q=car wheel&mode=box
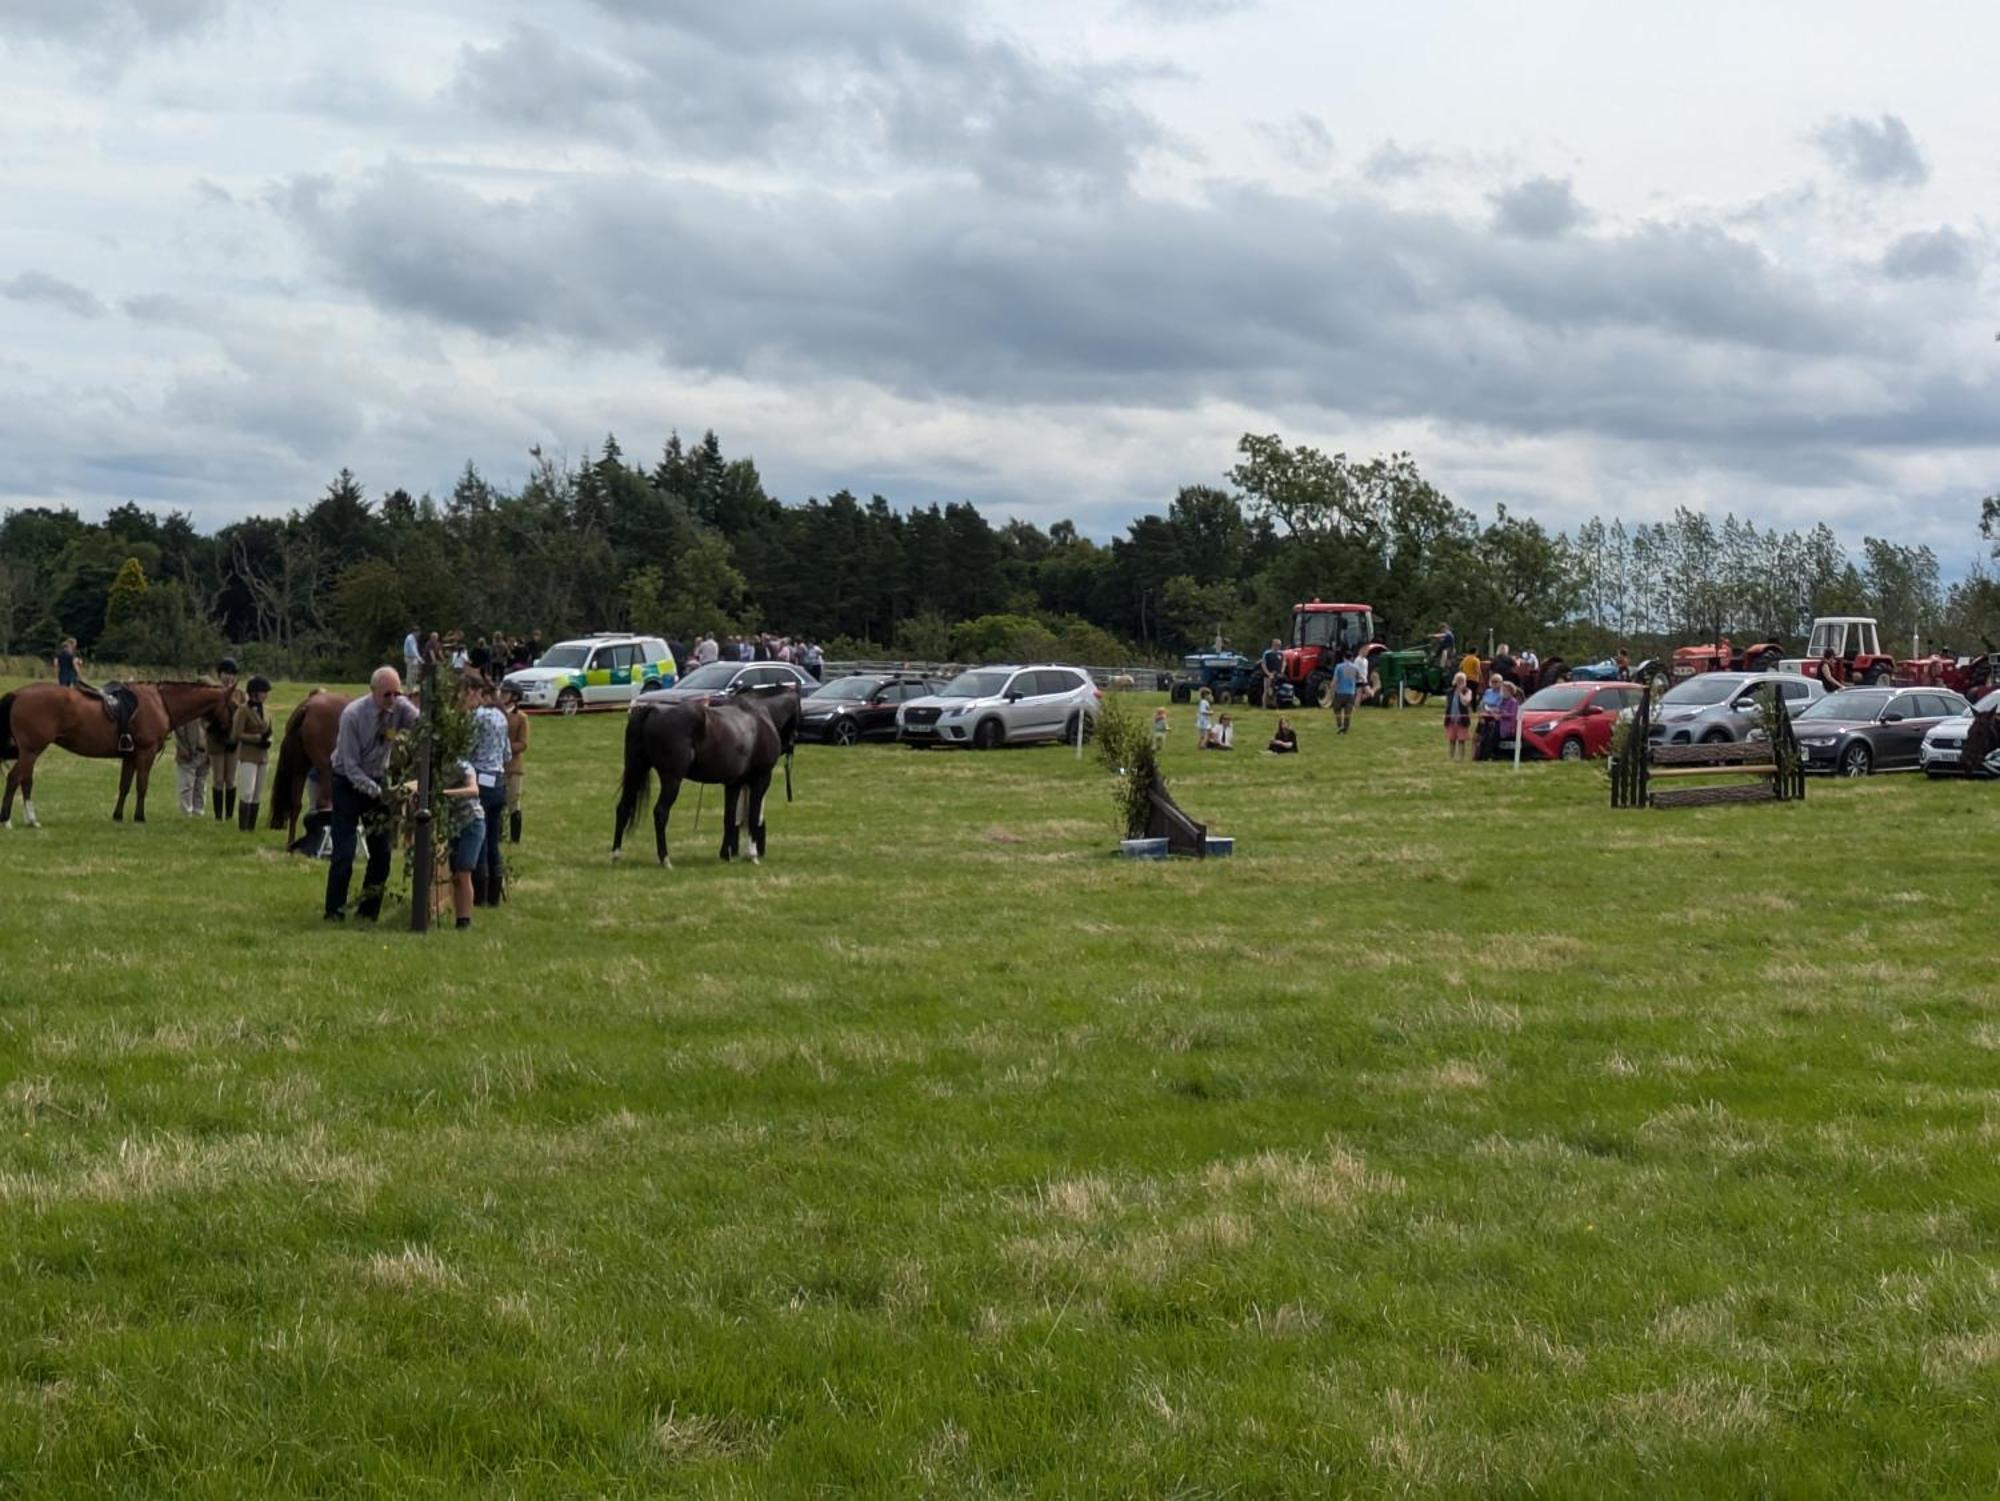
[973,718,1004,750]
[557,689,582,716]
[1700,728,1730,744]
[1559,736,1586,762]
[1839,742,1872,777]
[832,717,860,746]
[641,678,661,695]
[1063,711,1094,745]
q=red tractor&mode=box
[1797,616,1904,688]
[1669,634,1784,683]
[1250,600,1377,708]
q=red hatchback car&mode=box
[1515,681,1645,761]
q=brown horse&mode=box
[268,689,350,847]
[0,681,234,828]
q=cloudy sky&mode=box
[2,0,1996,557]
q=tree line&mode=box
[2,428,1994,676]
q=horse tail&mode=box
[0,692,15,766]
[614,708,655,847]
[268,696,315,830]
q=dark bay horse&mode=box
[613,688,802,867]
[268,690,350,847]
[1,681,234,828]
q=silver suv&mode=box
[1648,671,1824,746]
[899,665,1102,749]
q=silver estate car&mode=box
[898,665,1102,749]
[1646,671,1825,746]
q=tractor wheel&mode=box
[1862,662,1888,686]
[1169,683,1191,705]
[1749,647,1780,672]
[557,689,582,716]
[1306,671,1332,709]
[973,718,1005,751]
[1840,742,1872,777]
[1401,689,1429,708]
[1559,736,1586,762]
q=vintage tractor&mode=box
[1168,652,1262,705]
[1669,634,1784,682]
[1371,642,1454,705]
[1797,616,1900,687]
[1248,600,1378,708]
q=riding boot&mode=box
[509,811,522,845]
[238,801,254,832]
[226,787,238,821]
[213,788,225,820]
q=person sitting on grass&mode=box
[1265,716,1298,754]
[1204,712,1235,751]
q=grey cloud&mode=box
[1118,0,1260,18]
[1490,176,1586,239]
[0,0,224,53]
[453,7,1159,195]
[1260,113,1334,171]
[1812,113,1927,187]
[1880,226,1971,281]
[3,269,106,318]
[1363,139,1438,183]
[284,161,1955,469]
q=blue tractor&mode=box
[1168,652,1297,707]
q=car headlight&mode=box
[1799,735,1836,746]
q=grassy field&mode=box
[3,681,1998,1497]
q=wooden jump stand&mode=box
[1610,685,1807,810]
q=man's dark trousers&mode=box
[476,782,508,904]
[325,775,391,920]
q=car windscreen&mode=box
[1974,690,2000,715]
[809,678,876,701]
[943,671,1012,698]
[1798,690,1892,721]
[1522,685,1592,712]
[1659,677,1740,707]
[537,645,590,669]
[673,663,740,690]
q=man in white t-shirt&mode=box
[696,633,719,665]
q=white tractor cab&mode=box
[1791,616,1897,687]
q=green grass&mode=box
[3,684,1999,1497]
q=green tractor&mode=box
[1370,641,1456,706]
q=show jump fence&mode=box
[1610,686,1807,810]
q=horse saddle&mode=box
[94,683,138,749]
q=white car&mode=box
[1921,689,2000,778]
[898,665,1101,749]
[502,634,677,714]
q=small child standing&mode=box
[1194,688,1213,748]
[1443,671,1472,760]
[174,720,208,817]
[1150,707,1169,752]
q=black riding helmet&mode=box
[247,675,271,696]
[218,656,239,676]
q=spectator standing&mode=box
[1443,671,1473,760]
[1497,682,1522,755]
[469,678,512,907]
[232,675,274,832]
[525,631,543,665]
[469,636,492,675]
[54,637,82,687]
[1615,647,1631,679]
[502,683,530,845]
[696,633,719,666]
[403,625,422,684]
[1331,653,1363,734]
[173,719,209,817]
[439,758,485,931]
[802,640,824,681]
[1458,649,1482,688]
[206,657,244,822]
[324,667,420,923]
[1194,688,1214,748]
[1492,643,1517,686]
[1260,638,1284,709]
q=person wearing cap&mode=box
[232,676,274,832]
[501,681,529,846]
[206,656,244,821]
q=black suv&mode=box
[801,674,942,744]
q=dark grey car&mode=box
[1793,686,1968,776]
